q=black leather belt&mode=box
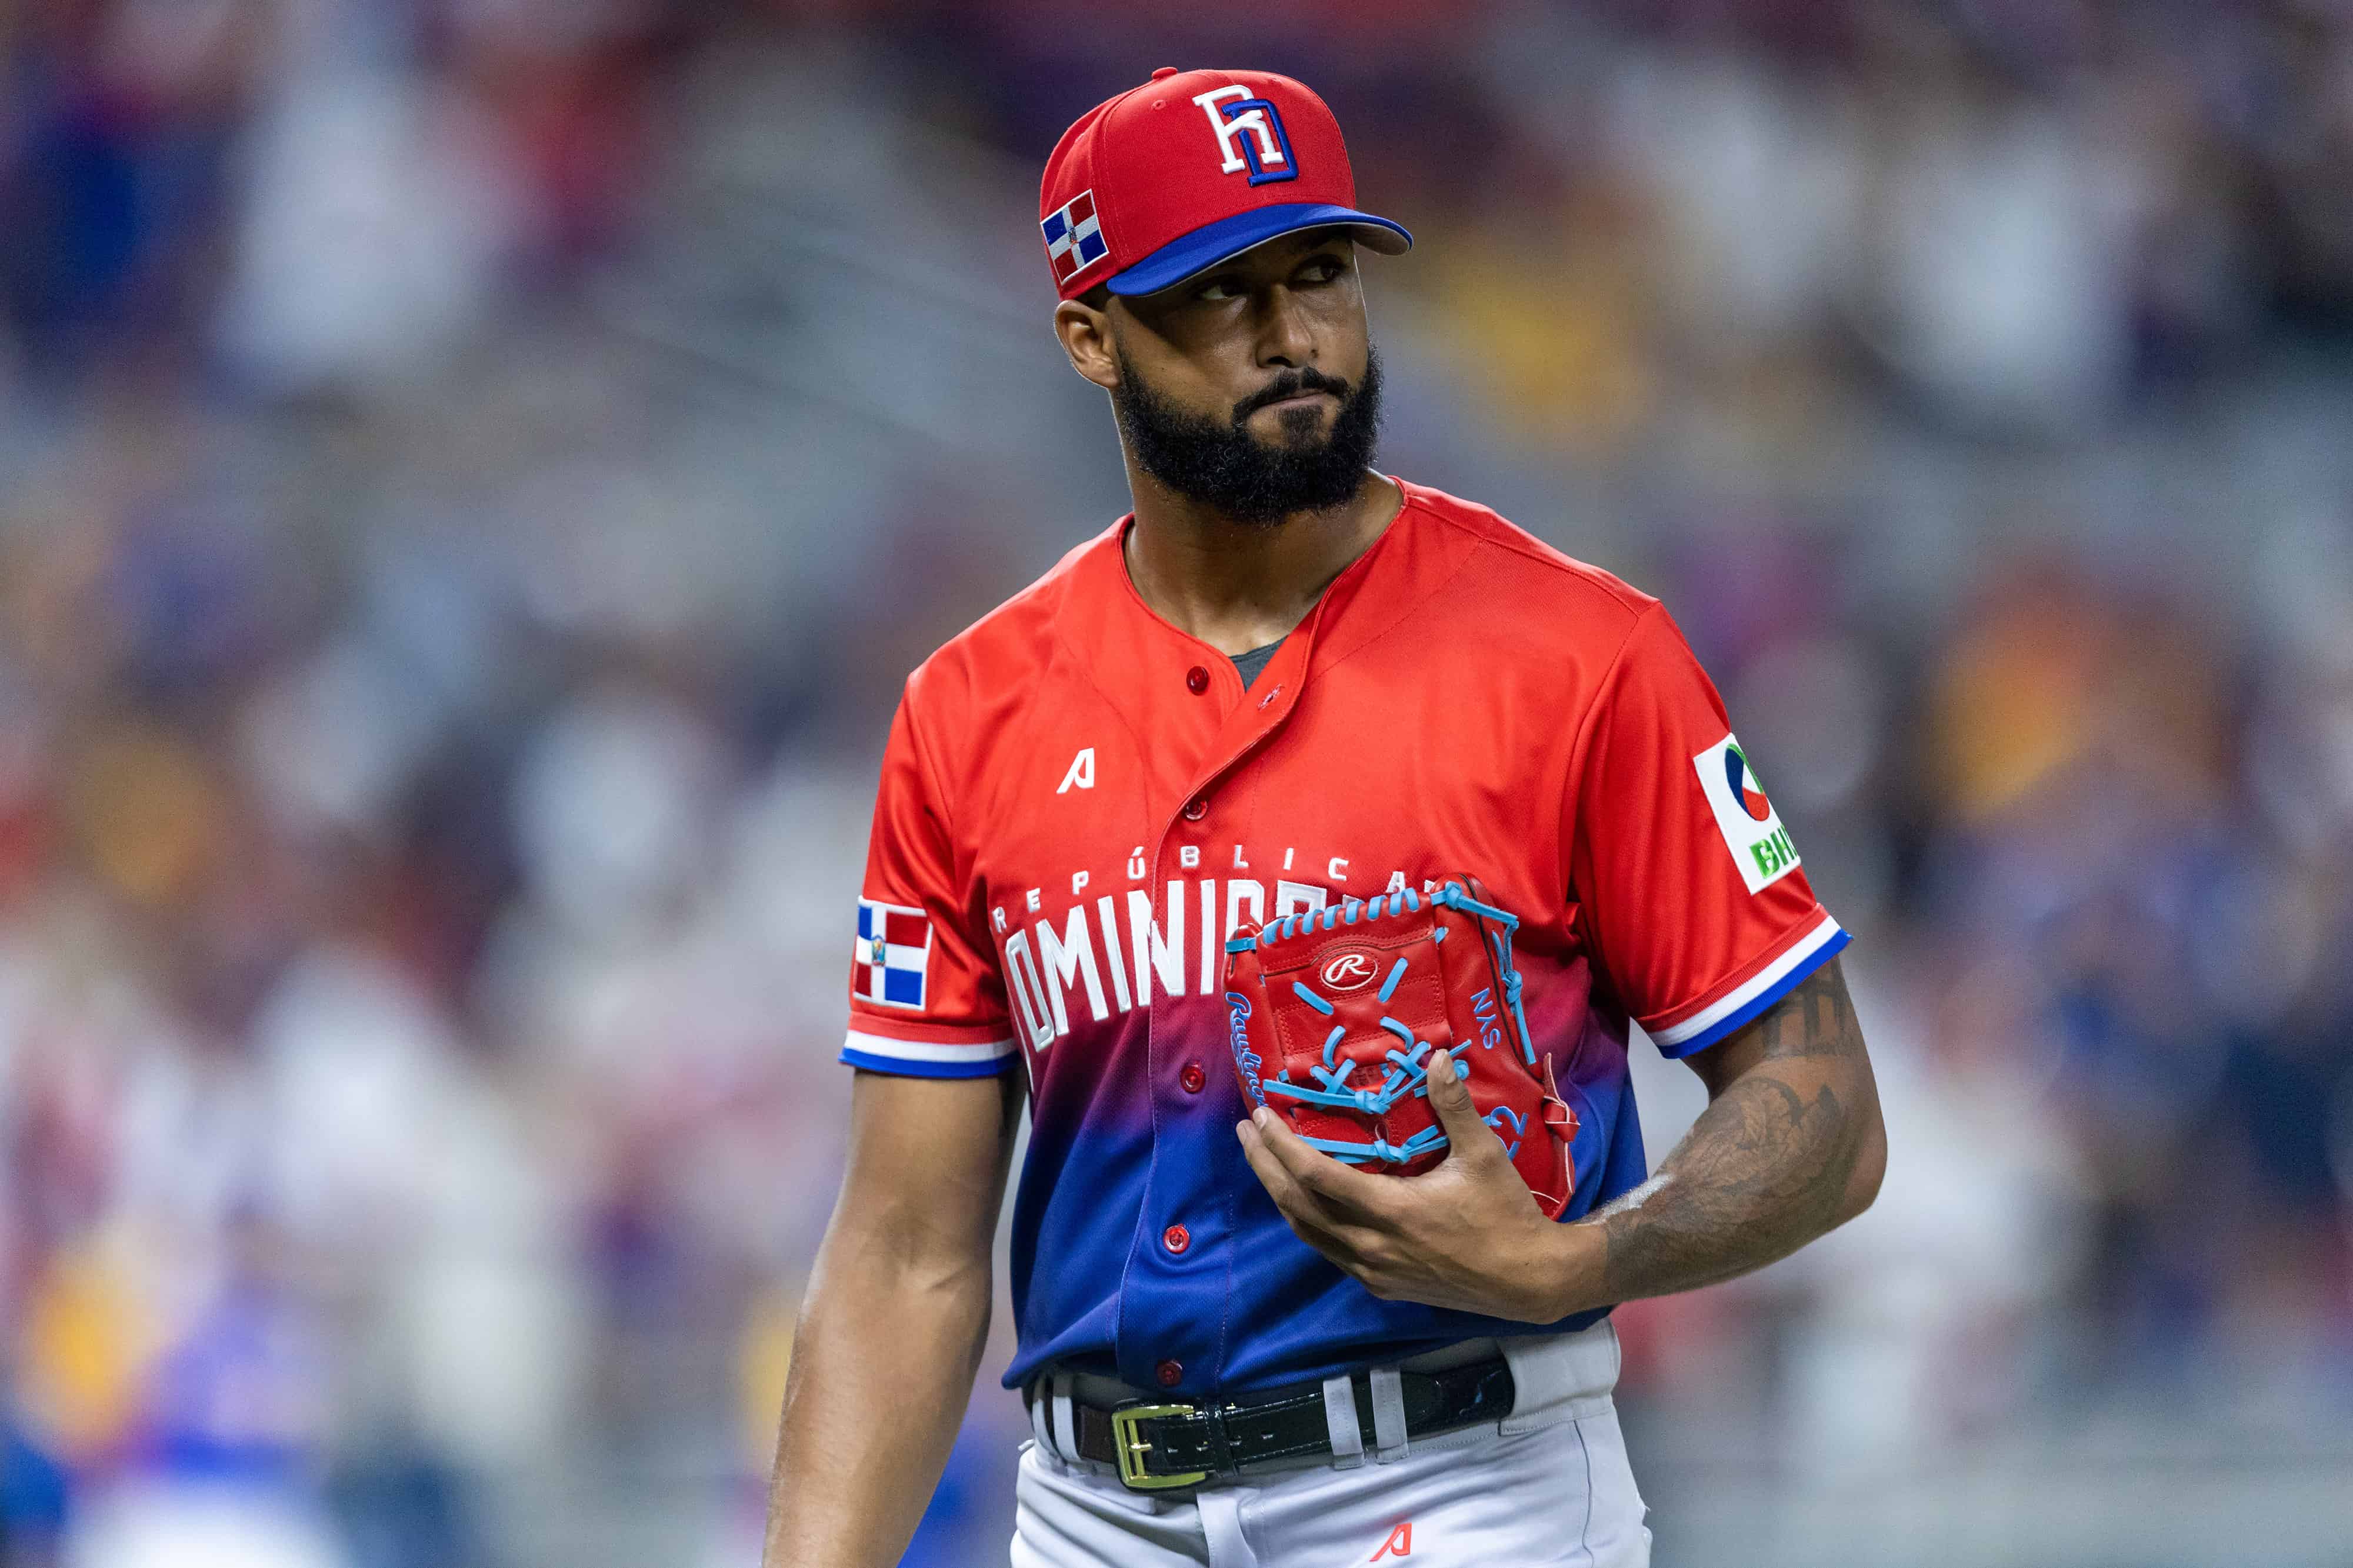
[1025,1356,1517,1491]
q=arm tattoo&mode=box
[1756,965,1862,1062]
[1589,964,1874,1302]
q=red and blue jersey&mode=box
[842,479,1847,1396]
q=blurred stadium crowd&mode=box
[4,2,2352,1564]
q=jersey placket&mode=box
[1118,612,1321,1396]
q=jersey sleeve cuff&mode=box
[839,1029,1019,1079]
[1643,913,1849,1059]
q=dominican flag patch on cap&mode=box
[854,898,932,1009]
[1042,190,1108,286]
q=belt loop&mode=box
[1028,1380,1055,1454]
[1051,1375,1078,1462]
[1321,1374,1365,1469]
[1368,1367,1408,1462]
[1501,1320,1621,1434]
[1198,1490,1260,1566]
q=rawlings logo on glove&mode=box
[1222,876,1578,1217]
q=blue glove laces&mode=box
[1225,882,1542,1165]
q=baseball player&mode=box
[765,67,1885,1568]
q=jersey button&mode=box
[1162,1223,1191,1255]
[1155,1359,1184,1387]
[1182,796,1208,822]
[1179,1062,1207,1094]
[1185,665,1209,694]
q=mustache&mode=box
[1232,368,1352,424]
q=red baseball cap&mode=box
[1038,67,1412,302]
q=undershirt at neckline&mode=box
[1231,638,1284,690]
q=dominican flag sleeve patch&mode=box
[1042,191,1108,286]
[1694,733,1802,894]
[854,899,932,1010]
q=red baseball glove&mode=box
[1224,876,1578,1217]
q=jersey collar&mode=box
[1052,475,1479,778]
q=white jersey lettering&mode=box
[1002,929,1055,1051]
[1274,879,1328,919]
[1128,884,1187,1002]
[1036,905,1108,1034]
[1095,893,1134,1012]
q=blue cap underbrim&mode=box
[1105,202,1413,297]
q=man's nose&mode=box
[1254,285,1317,369]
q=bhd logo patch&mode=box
[1694,735,1801,893]
[1042,191,1108,287]
[854,898,932,1009]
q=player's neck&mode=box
[1121,470,1402,656]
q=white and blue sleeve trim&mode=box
[839,1029,1019,1078]
[1645,914,1849,1059]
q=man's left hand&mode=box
[1234,1046,1599,1323]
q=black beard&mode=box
[1112,343,1384,526]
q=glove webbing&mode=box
[1225,883,1542,1167]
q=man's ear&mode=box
[1054,295,1121,393]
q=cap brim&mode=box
[1105,202,1413,297]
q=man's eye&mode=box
[1195,278,1245,302]
[1299,258,1347,284]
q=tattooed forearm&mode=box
[1598,1075,1851,1295]
[1584,961,1882,1303]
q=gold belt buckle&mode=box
[1111,1402,1209,1490]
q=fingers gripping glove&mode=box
[1224,876,1579,1218]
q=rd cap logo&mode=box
[1321,951,1381,990]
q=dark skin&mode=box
[1237,959,1885,1322]
[764,229,1884,1567]
[764,1070,1025,1567]
[1052,229,1402,656]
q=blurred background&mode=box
[3,1,2352,1564]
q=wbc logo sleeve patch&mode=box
[1692,735,1802,893]
[854,898,932,1009]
